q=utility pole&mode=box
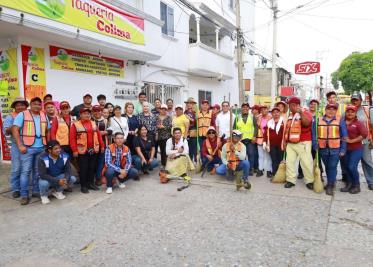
[236,0,245,105]
[270,0,278,105]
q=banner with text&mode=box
[21,45,46,101]
[0,48,20,161]
[1,0,145,45]
[50,45,125,78]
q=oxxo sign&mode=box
[295,62,320,75]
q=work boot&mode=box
[349,185,361,194]
[266,171,273,178]
[306,183,314,190]
[340,183,352,193]
[20,197,29,205]
[88,184,99,191]
[12,191,20,198]
[81,187,89,194]
[284,182,295,188]
[235,172,244,190]
[256,170,264,177]
[249,168,254,176]
[325,184,334,196]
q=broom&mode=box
[313,104,324,193]
[195,108,202,173]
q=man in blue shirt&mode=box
[38,140,76,204]
[2,97,29,199]
[12,97,51,205]
[103,132,139,194]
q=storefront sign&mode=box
[1,0,145,45]
[50,45,125,78]
[295,61,320,75]
[21,45,47,101]
[0,48,20,161]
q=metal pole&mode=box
[236,0,245,105]
[270,0,278,105]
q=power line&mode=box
[293,13,373,21]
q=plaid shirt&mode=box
[104,145,132,173]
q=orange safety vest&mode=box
[74,120,100,154]
[226,142,242,163]
[285,113,302,144]
[198,110,212,136]
[102,143,129,174]
[21,110,47,146]
[205,137,221,157]
[318,117,341,149]
[256,115,264,145]
[55,115,72,146]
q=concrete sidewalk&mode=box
[0,163,373,266]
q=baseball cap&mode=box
[325,103,338,110]
[270,107,280,112]
[59,101,70,109]
[46,140,60,150]
[241,102,250,108]
[83,93,92,98]
[251,104,260,111]
[201,99,210,104]
[351,92,362,100]
[212,104,220,109]
[232,130,242,137]
[345,105,357,112]
[79,107,91,114]
[43,101,55,108]
[161,104,168,109]
[287,97,301,105]
[175,104,183,110]
[92,105,101,112]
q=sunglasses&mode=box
[207,131,215,134]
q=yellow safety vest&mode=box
[235,114,254,140]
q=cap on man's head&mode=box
[326,103,338,110]
[212,104,220,110]
[11,97,29,108]
[351,92,362,100]
[79,107,91,114]
[44,101,55,108]
[206,126,216,134]
[175,104,183,110]
[30,97,42,103]
[346,105,357,112]
[241,102,250,108]
[287,97,301,105]
[161,104,168,109]
[46,140,60,150]
[270,107,280,113]
[232,130,242,137]
[92,105,101,112]
[83,93,92,98]
[201,99,209,105]
[326,91,337,98]
[59,101,70,109]
[251,104,260,111]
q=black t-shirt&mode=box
[133,136,154,160]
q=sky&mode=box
[253,0,373,89]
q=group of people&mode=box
[2,89,373,205]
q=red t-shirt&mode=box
[263,121,284,147]
[346,118,368,150]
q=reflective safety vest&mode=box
[256,115,264,145]
[73,120,100,155]
[205,138,221,157]
[21,110,47,147]
[102,144,129,175]
[198,110,212,136]
[285,113,302,144]
[56,115,72,146]
[236,114,254,140]
[225,142,242,163]
[318,117,341,149]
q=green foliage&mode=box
[332,50,373,94]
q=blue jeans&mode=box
[216,160,250,180]
[361,144,373,185]
[253,144,259,170]
[10,144,22,192]
[132,155,159,171]
[19,147,44,197]
[39,174,77,197]
[188,137,197,162]
[201,156,222,171]
[242,139,255,170]
[319,148,340,185]
[104,167,139,187]
[342,148,363,186]
[95,152,105,181]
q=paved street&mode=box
[0,163,373,267]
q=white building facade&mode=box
[0,0,255,109]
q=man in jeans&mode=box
[12,97,51,205]
[234,103,257,176]
[351,92,373,190]
[2,97,29,198]
[38,140,76,204]
[103,132,139,194]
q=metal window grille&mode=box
[142,83,182,105]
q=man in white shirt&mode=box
[215,101,235,141]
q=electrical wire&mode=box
[292,13,373,21]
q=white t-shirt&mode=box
[216,111,235,139]
[108,116,129,139]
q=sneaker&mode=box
[256,170,264,177]
[106,187,113,194]
[119,183,126,189]
[51,191,66,200]
[20,197,29,205]
[41,196,50,205]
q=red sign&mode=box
[0,113,11,161]
[295,62,320,75]
[280,86,294,96]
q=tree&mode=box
[332,50,373,96]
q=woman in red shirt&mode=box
[263,107,285,176]
[341,105,368,194]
